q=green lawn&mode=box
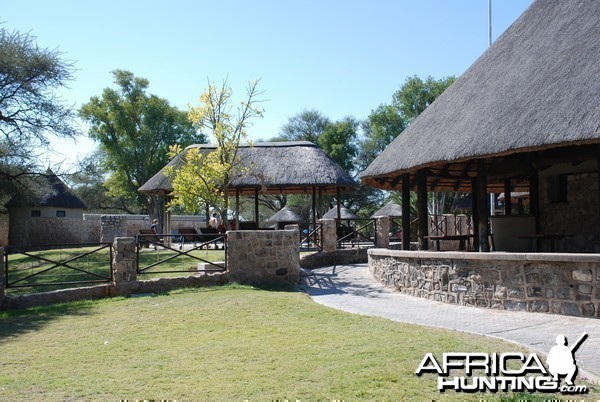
[1,286,594,400]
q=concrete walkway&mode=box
[300,263,600,382]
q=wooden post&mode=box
[402,173,411,250]
[476,159,490,252]
[312,186,317,232]
[205,203,210,227]
[336,187,341,221]
[254,187,259,228]
[471,177,480,251]
[235,188,240,230]
[417,169,428,250]
[503,178,512,216]
[597,157,600,218]
[529,169,540,234]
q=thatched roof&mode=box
[265,207,304,224]
[139,141,358,196]
[323,206,358,220]
[6,170,87,209]
[371,201,403,218]
[361,0,600,192]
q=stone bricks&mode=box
[573,270,593,282]
[369,249,599,319]
[227,228,299,286]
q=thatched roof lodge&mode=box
[140,141,358,228]
[361,0,600,253]
[140,141,358,196]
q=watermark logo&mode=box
[415,332,588,394]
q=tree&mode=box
[362,75,456,215]
[318,117,359,173]
[79,70,205,218]
[68,151,139,213]
[0,27,77,204]
[167,79,264,227]
[277,109,330,143]
[392,75,456,123]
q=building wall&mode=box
[369,249,599,319]
[8,207,85,247]
[539,162,600,253]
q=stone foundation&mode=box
[369,249,600,318]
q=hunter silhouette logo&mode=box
[546,333,588,387]
[415,332,589,394]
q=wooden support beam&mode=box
[312,187,317,230]
[598,157,600,218]
[336,186,341,220]
[402,173,411,250]
[417,169,429,250]
[504,178,512,216]
[529,169,540,234]
[476,159,490,252]
[254,187,259,226]
[471,177,479,251]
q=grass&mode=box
[1,285,595,400]
[4,245,225,296]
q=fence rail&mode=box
[136,233,227,275]
[4,243,113,289]
[300,224,323,251]
[336,218,376,248]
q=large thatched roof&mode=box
[362,0,600,192]
[139,141,358,196]
[6,170,87,209]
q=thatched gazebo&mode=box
[370,201,403,218]
[139,141,358,232]
[322,206,358,220]
[361,0,600,253]
[265,206,304,229]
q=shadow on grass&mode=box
[0,299,104,341]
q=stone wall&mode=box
[540,171,600,253]
[227,228,300,286]
[369,249,600,318]
[9,217,85,247]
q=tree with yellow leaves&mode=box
[166,79,264,228]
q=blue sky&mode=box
[1,0,533,170]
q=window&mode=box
[31,210,41,217]
[56,210,66,218]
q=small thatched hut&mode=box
[323,206,358,220]
[265,207,304,229]
[361,0,600,253]
[6,170,88,247]
[371,201,403,218]
[139,141,358,231]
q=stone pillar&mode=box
[320,219,337,252]
[227,228,300,286]
[112,237,137,292]
[374,216,390,248]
